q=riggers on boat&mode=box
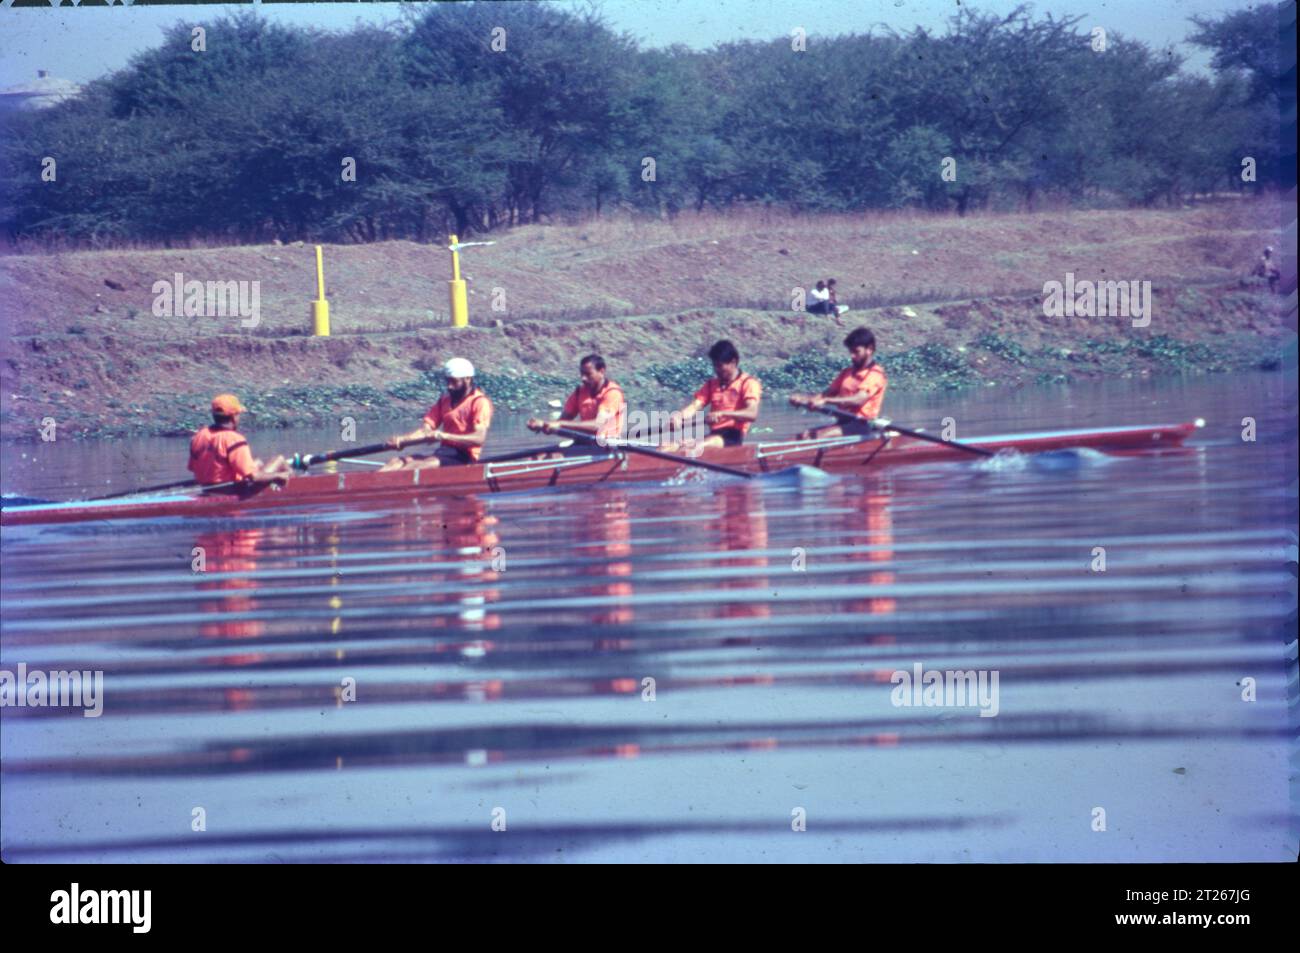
[0,420,1203,527]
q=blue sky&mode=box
[0,0,1255,88]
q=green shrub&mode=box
[973,331,1031,364]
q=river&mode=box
[1,372,1296,862]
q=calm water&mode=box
[1,374,1296,863]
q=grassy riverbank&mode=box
[0,201,1292,439]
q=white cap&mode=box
[443,357,475,379]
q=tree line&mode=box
[0,2,1291,247]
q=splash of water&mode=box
[971,447,1113,474]
[972,448,1029,473]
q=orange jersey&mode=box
[828,362,887,420]
[562,379,626,438]
[424,389,493,461]
[188,426,257,485]
[693,372,762,435]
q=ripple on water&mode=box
[2,377,1296,862]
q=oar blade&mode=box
[757,464,837,485]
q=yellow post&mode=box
[448,234,468,328]
[312,244,331,337]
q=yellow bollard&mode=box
[448,234,468,328]
[312,244,331,336]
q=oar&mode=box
[295,438,573,471]
[85,478,203,501]
[38,434,438,505]
[293,440,400,470]
[81,478,241,502]
[291,434,449,470]
[804,406,994,457]
[551,427,756,479]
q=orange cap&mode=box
[211,394,247,415]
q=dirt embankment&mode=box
[0,201,1293,439]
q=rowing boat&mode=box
[0,420,1203,527]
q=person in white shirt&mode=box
[807,280,831,314]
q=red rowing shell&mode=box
[0,421,1201,526]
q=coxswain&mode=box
[381,358,493,470]
[663,339,762,453]
[527,354,626,443]
[789,326,887,438]
[188,394,290,486]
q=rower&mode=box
[789,326,888,439]
[663,339,762,453]
[381,357,493,470]
[527,354,626,444]
[188,394,289,486]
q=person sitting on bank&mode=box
[188,394,290,487]
[827,278,848,315]
[1253,246,1281,293]
[806,280,832,314]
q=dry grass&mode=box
[1,198,1288,345]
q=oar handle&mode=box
[805,406,994,457]
[295,441,389,469]
[294,435,438,470]
[552,427,755,479]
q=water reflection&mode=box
[716,484,771,620]
[1,374,1296,863]
[196,528,273,646]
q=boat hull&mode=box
[0,421,1200,526]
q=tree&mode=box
[1189,5,1294,188]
